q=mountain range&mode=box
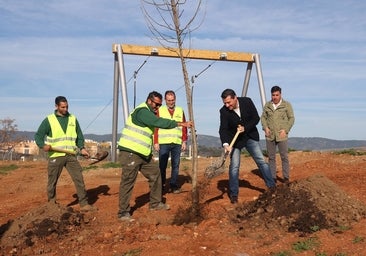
[17,131,366,151]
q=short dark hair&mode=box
[55,96,67,105]
[221,88,236,99]
[146,91,163,102]
[271,85,281,94]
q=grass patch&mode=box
[83,165,99,171]
[82,161,120,171]
[101,162,120,168]
[292,237,319,252]
[121,248,142,256]
[271,251,292,256]
[335,225,351,233]
[310,225,320,232]
[353,236,364,243]
[0,164,19,175]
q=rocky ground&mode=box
[1,150,366,256]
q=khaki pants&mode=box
[118,151,162,216]
[266,140,290,180]
[47,155,88,206]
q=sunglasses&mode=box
[151,99,162,107]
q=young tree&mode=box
[141,0,204,216]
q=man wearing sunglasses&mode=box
[117,91,193,221]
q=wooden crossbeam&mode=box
[112,44,255,63]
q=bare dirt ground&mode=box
[1,150,366,256]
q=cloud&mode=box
[0,0,366,140]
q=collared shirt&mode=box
[272,99,283,110]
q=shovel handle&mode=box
[224,129,241,158]
[50,146,77,155]
[229,129,241,147]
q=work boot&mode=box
[149,202,170,211]
[80,204,98,212]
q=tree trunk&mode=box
[171,0,199,216]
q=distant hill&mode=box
[16,131,366,151]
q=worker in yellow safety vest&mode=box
[35,96,96,212]
[154,90,187,194]
[117,91,193,222]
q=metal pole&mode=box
[117,44,129,121]
[111,44,130,162]
[241,62,253,97]
[111,53,120,162]
[253,53,267,108]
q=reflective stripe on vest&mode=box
[46,114,77,157]
[158,106,183,144]
[118,102,153,156]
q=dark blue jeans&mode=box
[229,138,275,197]
[159,143,182,188]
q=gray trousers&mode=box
[118,151,162,216]
[266,140,290,179]
[47,155,88,206]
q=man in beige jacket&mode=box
[261,86,295,184]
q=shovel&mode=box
[204,129,241,179]
[50,147,109,165]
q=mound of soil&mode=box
[231,174,366,234]
[1,203,87,254]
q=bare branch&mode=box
[0,118,18,146]
[140,0,205,49]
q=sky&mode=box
[1,0,366,141]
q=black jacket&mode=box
[219,97,260,149]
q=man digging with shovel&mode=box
[35,96,97,212]
[218,89,275,204]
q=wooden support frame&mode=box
[111,43,267,162]
[112,44,255,62]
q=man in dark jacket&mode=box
[219,89,275,204]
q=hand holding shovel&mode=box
[49,146,109,165]
[204,126,243,179]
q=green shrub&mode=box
[333,149,366,156]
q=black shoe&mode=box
[230,196,238,204]
[283,178,290,184]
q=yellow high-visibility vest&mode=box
[46,114,77,157]
[158,106,183,144]
[118,103,154,156]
